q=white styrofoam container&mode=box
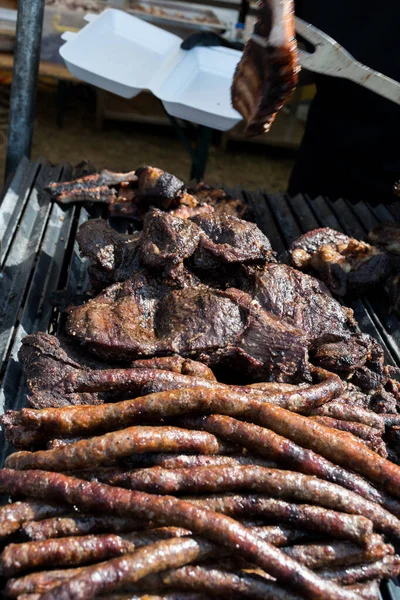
[155,46,242,130]
[59,8,242,130]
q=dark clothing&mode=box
[288,1,400,203]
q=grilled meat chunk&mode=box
[45,169,138,204]
[368,223,400,255]
[140,210,202,272]
[68,214,394,390]
[66,278,308,381]
[250,263,358,343]
[248,262,393,390]
[18,332,102,407]
[310,334,384,379]
[187,183,252,220]
[231,0,299,135]
[290,227,392,296]
[77,211,274,292]
[46,167,254,223]
[66,212,305,380]
[46,166,197,220]
[191,214,275,272]
[76,219,141,291]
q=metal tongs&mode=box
[252,18,400,105]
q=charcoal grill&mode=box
[0,157,400,599]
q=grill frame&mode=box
[0,159,399,599]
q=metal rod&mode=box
[5,0,45,181]
[190,125,212,182]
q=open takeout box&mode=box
[59,7,243,130]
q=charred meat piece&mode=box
[76,212,274,292]
[71,215,389,388]
[76,219,141,291]
[47,167,256,223]
[310,333,384,378]
[191,212,275,269]
[155,286,309,381]
[130,356,216,380]
[45,170,137,204]
[231,0,299,135]
[18,332,101,407]
[170,203,215,220]
[139,210,202,272]
[289,227,392,296]
[66,272,167,361]
[250,263,358,343]
[368,223,400,255]
[46,166,199,221]
[187,183,253,220]
[135,166,184,201]
[66,279,309,381]
[66,212,308,380]
[126,167,198,219]
[248,262,393,390]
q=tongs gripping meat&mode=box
[231,0,299,136]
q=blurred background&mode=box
[0,0,316,186]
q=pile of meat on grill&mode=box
[45,165,254,222]
[12,202,399,411]
[289,225,400,316]
[2,168,400,599]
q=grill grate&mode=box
[0,159,399,600]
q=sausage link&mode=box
[5,387,398,500]
[1,380,342,449]
[0,469,363,600]
[0,500,68,539]
[22,515,147,541]
[1,534,137,577]
[5,427,234,472]
[186,495,373,543]
[177,414,400,517]
[111,465,400,539]
[38,537,215,600]
[318,555,400,584]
